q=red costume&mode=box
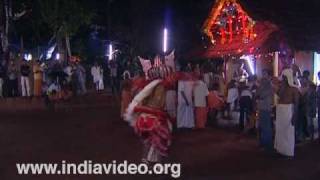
[125,66,174,163]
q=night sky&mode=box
[13,0,320,55]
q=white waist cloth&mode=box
[177,105,194,128]
[274,104,295,157]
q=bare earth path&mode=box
[0,97,320,180]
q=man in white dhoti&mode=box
[177,80,195,128]
[91,62,104,91]
[275,71,300,157]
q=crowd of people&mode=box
[0,58,108,102]
[121,58,320,163]
[1,55,319,162]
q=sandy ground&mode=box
[0,96,320,180]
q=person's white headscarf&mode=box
[280,68,301,88]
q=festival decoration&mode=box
[139,50,176,79]
[203,0,256,45]
[191,0,279,58]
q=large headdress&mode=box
[147,65,173,80]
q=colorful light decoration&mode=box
[163,28,168,53]
[202,0,256,45]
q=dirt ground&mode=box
[1,97,320,180]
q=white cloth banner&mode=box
[165,50,175,71]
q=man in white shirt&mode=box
[91,62,104,91]
[194,78,209,129]
[177,80,195,129]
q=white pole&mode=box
[273,52,279,77]
[109,44,113,60]
[163,28,168,53]
[273,51,279,106]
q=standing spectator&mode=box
[225,80,238,119]
[177,80,195,129]
[120,73,132,119]
[207,83,224,126]
[306,83,317,140]
[297,70,312,141]
[203,67,213,88]
[91,62,103,91]
[194,64,201,76]
[109,60,118,95]
[63,62,73,84]
[256,70,274,151]
[239,82,253,131]
[20,60,31,97]
[194,76,209,129]
[214,64,226,98]
[185,63,192,72]
[75,62,87,95]
[33,60,43,97]
[275,71,300,158]
[71,64,78,96]
[7,61,18,97]
[317,72,320,142]
[0,61,5,97]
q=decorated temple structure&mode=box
[193,0,288,82]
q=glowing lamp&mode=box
[163,28,168,53]
[56,53,60,60]
[24,54,32,61]
[109,44,113,60]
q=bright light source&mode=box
[109,44,113,60]
[240,55,255,75]
[163,28,168,53]
[46,45,56,60]
[24,53,32,61]
[56,53,60,60]
[313,52,320,84]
